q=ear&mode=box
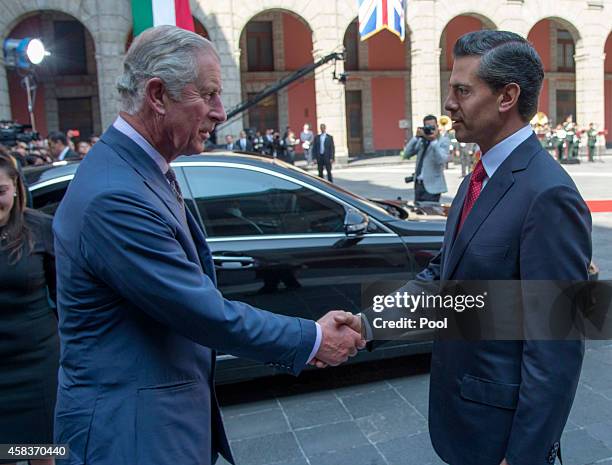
[143,77,167,116]
[498,83,521,114]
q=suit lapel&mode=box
[442,177,470,275]
[185,208,217,286]
[101,126,188,230]
[442,133,542,280]
[444,169,514,279]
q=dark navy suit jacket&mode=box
[424,133,591,465]
[52,126,317,465]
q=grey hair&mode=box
[453,30,544,121]
[116,25,218,114]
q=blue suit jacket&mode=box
[426,133,592,465]
[52,126,317,465]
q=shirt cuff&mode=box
[307,322,323,364]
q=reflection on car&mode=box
[26,153,445,383]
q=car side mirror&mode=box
[344,208,369,236]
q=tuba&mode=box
[439,115,452,132]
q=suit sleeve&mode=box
[330,136,335,160]
[79,190,317,375]
[430,136,450,165]
[404,137,419,159]
[505,185,592,465]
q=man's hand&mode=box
[310,311,365,368]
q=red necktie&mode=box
[458,159,487,231]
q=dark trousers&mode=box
[415,180,440,203]
[317,155,333,182]
[588,144,596,162]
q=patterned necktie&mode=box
[165,167,184,206]
[458,159,487,231]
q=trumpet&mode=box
[439,115,452,132]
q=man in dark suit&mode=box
[312,123,335,182]
[361,30,591,465]
[48,131,80,161]
[52,26,364,465]
[232,130,254,152]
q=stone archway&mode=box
[439,14,496,112]
[5,10,101,138]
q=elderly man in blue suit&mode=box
[52,26,364,465]
[361,30,591,465]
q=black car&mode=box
[26,154,445,383]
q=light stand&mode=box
[3,37,49,132]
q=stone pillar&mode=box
[95,45,124,130]
[0,65,11,120]
[410,47,442,131]
[408,0,441,131]
[574,48,606,130]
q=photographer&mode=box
[404,115,450,203]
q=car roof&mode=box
[25,152,405,223]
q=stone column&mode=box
[410,46,442,131]
[408,0,441,131]
[0,65,11,121]
[574,48,606,130]
[95,44,124,130]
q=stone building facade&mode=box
[1,0,611,163]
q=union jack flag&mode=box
[358,0,406,42]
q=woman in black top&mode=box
[0,151,58,465]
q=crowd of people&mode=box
[220,123,316,165]
[533,116,607,162]
[0,127,99,169]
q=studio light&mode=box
[3,37,49,69]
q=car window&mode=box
[30,181,70,215]
[183,166,346,237]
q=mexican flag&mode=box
[131,0,195,36]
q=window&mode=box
[31,181,70,215]
[556,29,575,72]
[184,166,346,237]
[247,93,278,133]
[58,97,93,138]
[344,21,360,71]
[246,21,274,71]
[53,20,87,75]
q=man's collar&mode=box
[59,146,70,159]
[481,124,533,179]
[112,115,169,174]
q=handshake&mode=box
[309,311,366,368]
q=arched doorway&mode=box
[7,11,100,139]
[527,18,579,127]
[605,31,612,147]
[343,18,411,156]
[239,10,315,147]
[439,14,495,111]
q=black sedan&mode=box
[26,153,445,383]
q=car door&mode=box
[176,161,418,322]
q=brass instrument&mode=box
[439,115,452,132]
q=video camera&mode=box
[0,121,39,146]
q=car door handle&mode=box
[212,255,256,269]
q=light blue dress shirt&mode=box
[481,124,533,189]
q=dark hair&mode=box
[0,150,32,264]
[423,115,438,124]
[48,131,68,145]
[453,30,544,121]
